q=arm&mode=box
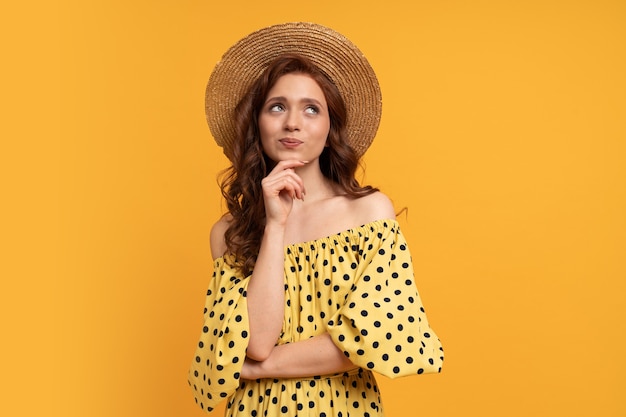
[243,192,397,370]
[241,332,357,379]
[244,222,288,361]
[324,221,444,378]
[245,160,307,361]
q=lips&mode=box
[279,138,303,147]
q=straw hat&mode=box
[205,22,382,160]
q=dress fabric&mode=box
[189,219,444,416]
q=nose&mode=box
[284,111,300,131]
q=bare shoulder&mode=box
[350,191,396,224]
[209,214,232,260]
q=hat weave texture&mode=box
[205,22,382,159]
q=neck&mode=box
[293,161,339,202]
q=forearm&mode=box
[242,333,357,379]
[246,222,286,360]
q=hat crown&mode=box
[206,22,382,160]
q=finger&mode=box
[263,176,302,200]
[271,159,309,173]
[263,171,305,199]
[283,172,305,199]
[280,177,302,200]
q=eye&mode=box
[304,105,319,115]
[268,103,284,112]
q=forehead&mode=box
[267,73,326,100]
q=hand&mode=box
[261,160,307,225]
[240,357,264,380]
[240,335,357,380]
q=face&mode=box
[258,73,331,163]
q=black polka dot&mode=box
[188,221,441,414]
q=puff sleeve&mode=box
[326,222,444,378]
[188,256,250,413]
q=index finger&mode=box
[272,159,309,171]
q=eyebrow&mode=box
[264,96,325,107]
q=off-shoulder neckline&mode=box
[285,218,399,250]
[213,218,399,264]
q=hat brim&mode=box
[205,22,382,159]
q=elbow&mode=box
[245,343,273,362]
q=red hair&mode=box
[220,54,377,275]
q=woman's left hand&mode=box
[239,334,356,380]
[241,357,263,380]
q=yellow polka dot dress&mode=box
[189,219,443,416]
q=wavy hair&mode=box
[219,54,377,275]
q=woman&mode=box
[189,23,443,416]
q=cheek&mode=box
[308,113,330,135]
[318,120,331,140]
[258,116,273,140]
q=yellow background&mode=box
[3,0,624,416]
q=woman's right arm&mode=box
[243,221,288,361]
[211,217,287,362]
[215,160,307,362]
[247,160,308,360]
